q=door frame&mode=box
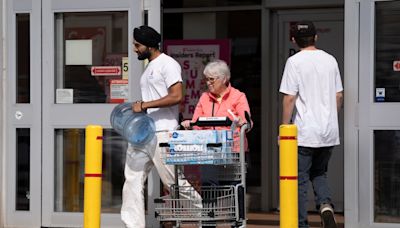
[40,0,144,227]
[4,0,42,227]
[3,0,165,227]
[271,8,345,211]
[343,1,359,227]
[354,1,400,227]
[345,0,400,227]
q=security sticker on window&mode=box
[110,79,128,103]
[56,89,73,103]
[376,88,385,102]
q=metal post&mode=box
[84,125,103,228]
[279,124,298,228]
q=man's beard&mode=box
[137,48,151,60]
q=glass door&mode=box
[4,0,42,227]
[359,0,400,227]
[41,0,144,226]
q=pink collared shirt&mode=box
[191,84,251,152]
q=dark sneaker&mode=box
[320,203,337,228]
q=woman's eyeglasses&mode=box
[204,76,220,83]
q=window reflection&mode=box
[16,128,30,210]
[16,14,30,103]
[374,130,400,223]
[163,0,261,8]
[54,129,127,212]
[375,1,400,102]
[55,12,128,104]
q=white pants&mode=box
[121,132,202,228]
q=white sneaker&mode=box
[320,203,337,228]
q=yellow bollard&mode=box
[279,124,298,228]
[84,125,103,228]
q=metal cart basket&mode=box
[154,117,250,228]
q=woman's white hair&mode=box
[203,59,231,82]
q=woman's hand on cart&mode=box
[233,116,245,127]
[180,120,193,129]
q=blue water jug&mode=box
[110,102,156,146]
[123,113,156,146]
[110,102,133,136]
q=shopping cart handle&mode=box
[244,111,252,129]
[159,143,169,147]
[190,116,232,127]
[207,143,222,148]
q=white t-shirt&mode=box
[279,50,343,147]
[140,53,182,131]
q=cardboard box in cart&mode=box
[165,130,234,164]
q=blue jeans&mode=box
[298,146,334,228]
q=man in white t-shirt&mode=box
[121,25,201,228]
[279,21,343,228]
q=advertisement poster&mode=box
[164,39,231,120]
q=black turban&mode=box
[133,25,161,48]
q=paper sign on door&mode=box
[110,79,128,103]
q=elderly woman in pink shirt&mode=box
[181,59,251,152]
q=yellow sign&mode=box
[122,57,128,79]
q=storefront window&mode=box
[16,14,30,103]
[54,12,128,104]
[54,129,126,212]
[16,128,30,210]
[163,0,261,8]
[163,10,261,186]
[374,130,400,223]
[375,1,400,102]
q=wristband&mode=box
[140,101,146,112]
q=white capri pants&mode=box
[121,132,202,228]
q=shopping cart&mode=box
[154,115,250,228]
